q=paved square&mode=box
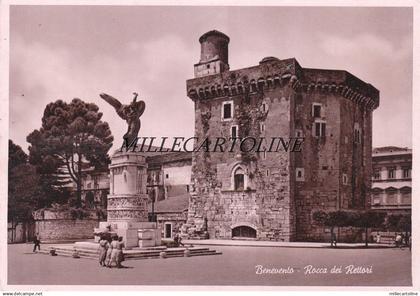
[7,244,411,286]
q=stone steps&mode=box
[38,245,222,260]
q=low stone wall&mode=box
[33,209,101,242]
[35,219,99,241]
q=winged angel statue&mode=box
[100,92,145,146]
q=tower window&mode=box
[296,168,305,181]
[343,174,348,185]
[231,125,238,139]
[312,103,322,118]
[222,101,233,121]
[234,167,245,191]
[260,122,265,132]
[313,121,326,138]
[354,123,362,144]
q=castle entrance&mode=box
[232,226,256,239]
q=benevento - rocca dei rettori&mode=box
[181,30,379,242]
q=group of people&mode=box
[98,234,125,268]
[395,232,411,250]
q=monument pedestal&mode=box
[94,151,161,248]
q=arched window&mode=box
[234,167,245,191]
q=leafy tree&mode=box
[8,140,28,172]
[351,211,386,247]
[8,140,43,222]
[313,210,352,247]
[387,214,411,245]
[314,210,386,247]
[27,98,113,207]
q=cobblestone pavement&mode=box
[7,243,411,286]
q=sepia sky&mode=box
[9,5,413,152]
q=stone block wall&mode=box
[156,211,188,238]
[186,58,299,241]
[35,219,99,241]
[33,209,100,241]
[185,31,379,242]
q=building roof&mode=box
[373,146,411,153]
[147,151,192,168]
[372,146,412,157]
[199,30,230,43]
[149,194,190,213]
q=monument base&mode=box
[94,221,161,249]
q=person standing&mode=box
[105,236,113,267]
[108,236,119,268]
[331,232,337,247]
[98,235,109,267]
[409,235,412,251]
[174,232,184,247]
[116,237,125,268]
[376,232,381,244]
[395,233,402,248]
[33,233,41,252]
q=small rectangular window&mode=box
[222,101,233,120]
[296,168,305,181]
[231,125,238,138]
[354,123,362,144]
[403,168,411,179]
[312,104,322,118]
[166,174,169,179]
[234,174,244,191]
[260,122,265,132]
[373,170,381,180]
[342,174,348,185]
[388,168,395,179]
[314,121,326,138]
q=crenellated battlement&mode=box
[187,58,379,110]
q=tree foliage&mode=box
[312,210,386,247]
[8,140,28,172]
[8,140,44,221]
[27,98,113,207]
[387,214,411,233]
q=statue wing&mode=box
[99,93,123,111]
[133,100,146,117]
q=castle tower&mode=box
[185,30,379,242]
[194,30,230,78]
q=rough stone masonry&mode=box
[183,30,379,242]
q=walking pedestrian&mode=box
[33,233,41,252]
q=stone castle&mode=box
[183,30,380,241]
